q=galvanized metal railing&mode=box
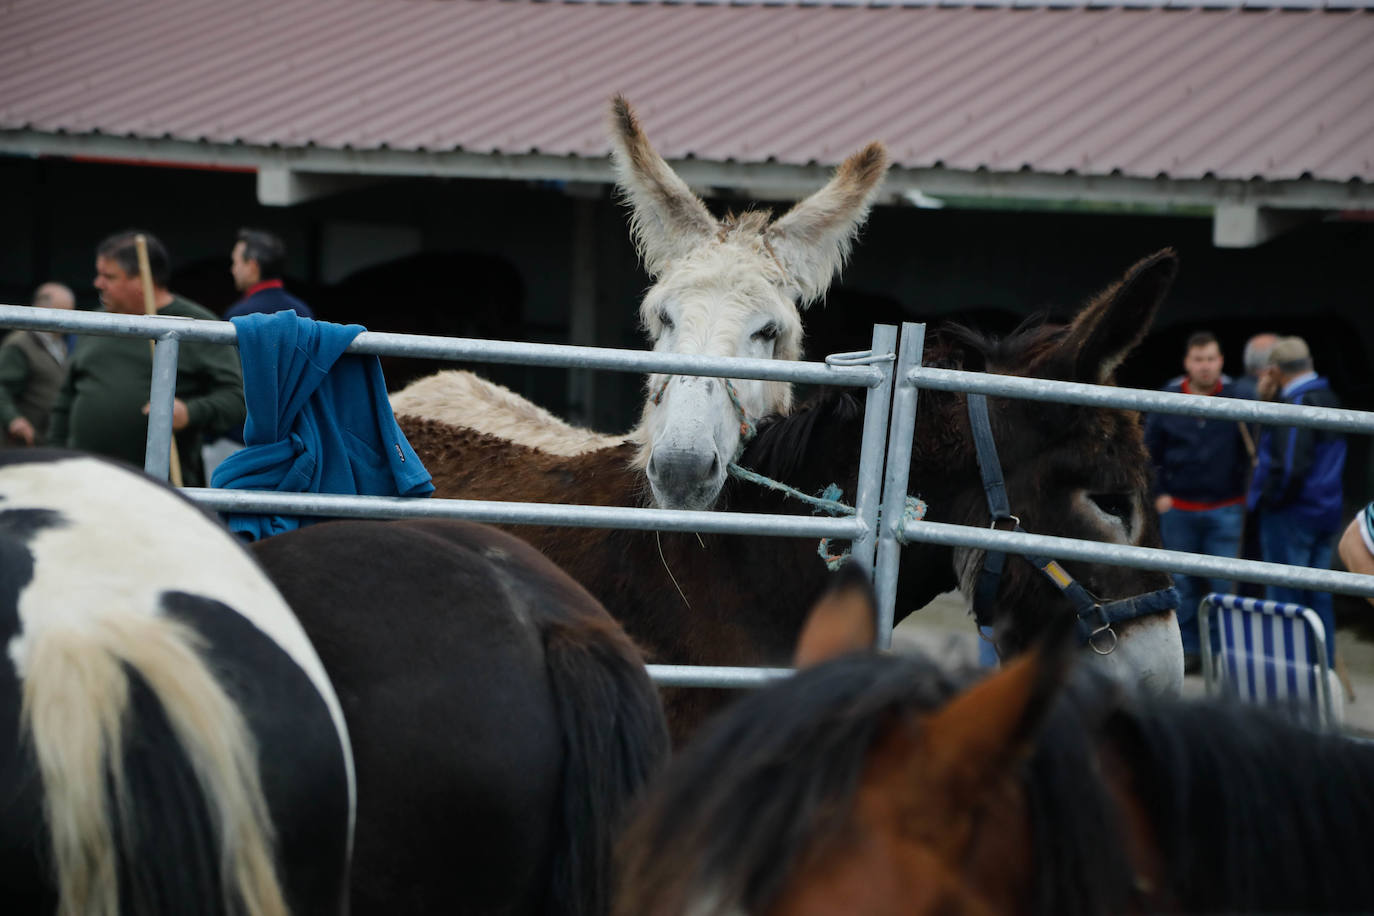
[0,304,895,688]
[868,322,1374,650]
[6,303,1374,683]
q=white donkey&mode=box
[390,95,889,510]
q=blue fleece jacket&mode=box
[211,312,433,540]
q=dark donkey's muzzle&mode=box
[965,393,1179,655]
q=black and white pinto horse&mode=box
[0,451,353,915]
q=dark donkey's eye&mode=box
[1090,492,1134,524]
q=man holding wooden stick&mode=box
[48,230,245,487]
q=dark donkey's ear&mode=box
[1057,248,1179,384]
[792,562,879,669]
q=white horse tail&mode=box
[21,610,288,916]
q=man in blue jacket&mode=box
[226,228,315,320]
[1249,335,1346,663]
[1145,331,1250,671]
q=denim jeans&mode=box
[1159,503,1245,656]
[1260,510,1337,666]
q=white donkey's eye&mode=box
[657,307,675,332]
[752,322,780,342]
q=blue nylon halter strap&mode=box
[966,393,1179,654]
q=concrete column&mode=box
[1214,205,1320,248]
[567,196,598,425]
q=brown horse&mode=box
[401,250,1184,741]
[616,566,1374,916]
[390,94,889,510]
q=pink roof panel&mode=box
[2,0,1371,182]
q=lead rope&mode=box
[725,465,927,570]
[654,374,926,569]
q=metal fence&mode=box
[5,303,1374,689]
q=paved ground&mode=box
[893,592,1374,738]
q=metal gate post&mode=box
[872,322,925,648]
[144,336,180,481]
[848,324,899,575]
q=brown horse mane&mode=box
[615,651,969,916]
[617,651,1374,915]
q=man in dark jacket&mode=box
[211,228,316,464]
[225,228,315,320]
[1145,331,1250,669]
[1248,335,1345,663]
[1231,331,1278,597]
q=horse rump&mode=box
[249,516,666,915]
[20,610,286,916]
[541,610,670,916]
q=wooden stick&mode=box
[1238,421,1258,466]
[134,234,184,487]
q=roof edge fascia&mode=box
[2,130,1369,212]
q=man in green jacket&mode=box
[0,282,74,447]
[48,231,245,487]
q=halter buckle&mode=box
[990,515,1020,531]
[1088,617,1118,655]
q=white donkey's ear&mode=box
[608,95,717,278]
[765,142,889,307]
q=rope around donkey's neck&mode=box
[726,463,927,571]
[653,374,926,568]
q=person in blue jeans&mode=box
[1145,331,1251,671]
[1249,336,1346,665]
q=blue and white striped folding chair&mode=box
[1198,592,1337,729]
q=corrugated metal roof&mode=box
[2,0,1371,183]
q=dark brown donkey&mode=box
[252,519,669,915]
[400,250,1184,742]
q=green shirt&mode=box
[48,296,245,486]
[0,329,67,445]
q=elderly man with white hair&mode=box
[1247,335,1346,664]
[0,282,74,447]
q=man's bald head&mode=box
[33,282,75,311]
[1243,332,1278,376]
